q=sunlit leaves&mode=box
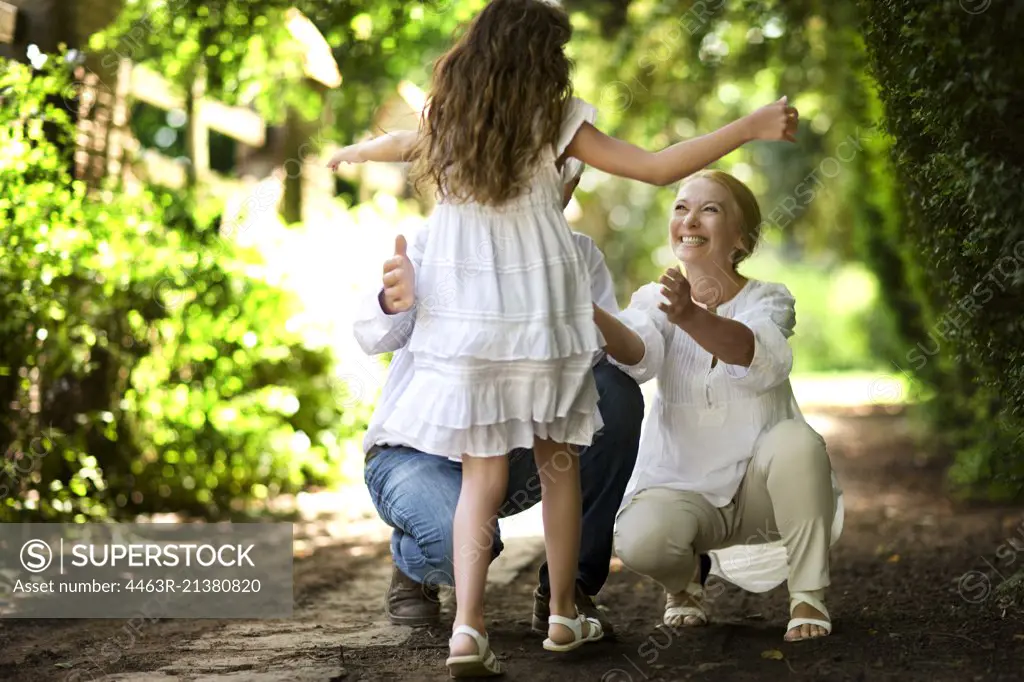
[2,56,358,521]
[350,13,374,40]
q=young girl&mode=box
[328,0,797,676]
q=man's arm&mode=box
[352,293,416,356]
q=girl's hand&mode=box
[326,145,364,170]
[380,234,415,314]
[658,267,697,326]
[745,97,799,143]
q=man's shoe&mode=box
[531,584,615,640]
[385,564,441,627]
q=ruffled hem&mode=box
[380,358,602,457]
[392,360,599,428]
[409,315,601,362]
[382,412,603,458]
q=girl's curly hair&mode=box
[410,0,574,206]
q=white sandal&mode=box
[664,582,708,627]
[542,610,604,652]
[445,624,505,678]
[786,591,832,641]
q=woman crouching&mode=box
[593,170,843,642]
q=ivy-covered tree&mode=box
[860,0,1024,499]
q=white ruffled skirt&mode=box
[382,197,603,459]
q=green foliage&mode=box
[92,0,476,135]
[860,0,1024,499]
[91,0,314,122]
[0,57,359,521]
[41,0,1023,511]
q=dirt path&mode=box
[2,408,1023,681]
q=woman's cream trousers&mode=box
[613,419,834,594]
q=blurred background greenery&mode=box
[1,0,1021,522]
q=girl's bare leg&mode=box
[450,454,509,656]
[534,438,594,644]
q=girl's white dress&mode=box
[381,98,603,458]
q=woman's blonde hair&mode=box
[683,169,763,266]
[409,0,573,206]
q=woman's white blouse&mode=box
[611,277,845,592]
[613,278,803,508]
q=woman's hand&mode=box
[658,267,697,326]
[745,97,799,143]
[326,144,364,170]
[380,235,415,314]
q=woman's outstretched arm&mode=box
[593,304,646,366]
[670,305,756,366]
[600,284,668,384]
[658,268,796,392]
[657,268,755,365]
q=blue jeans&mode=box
[364,359,644,596]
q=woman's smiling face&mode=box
[669,177,745,270]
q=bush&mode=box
[859,0,1024,498]
[0,56,361,521]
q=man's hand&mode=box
[658,267,697,326]
[380,235,415,314]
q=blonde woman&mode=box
[593,170,844,642]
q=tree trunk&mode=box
[282,106,307,224]
[185,62,209,189]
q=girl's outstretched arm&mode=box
[565,98,797,186]
[326,130,418,169]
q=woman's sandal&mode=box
[542,611,604,652]
[785,591,832,641]
[445,624,505,678]
[664,582,708,628]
